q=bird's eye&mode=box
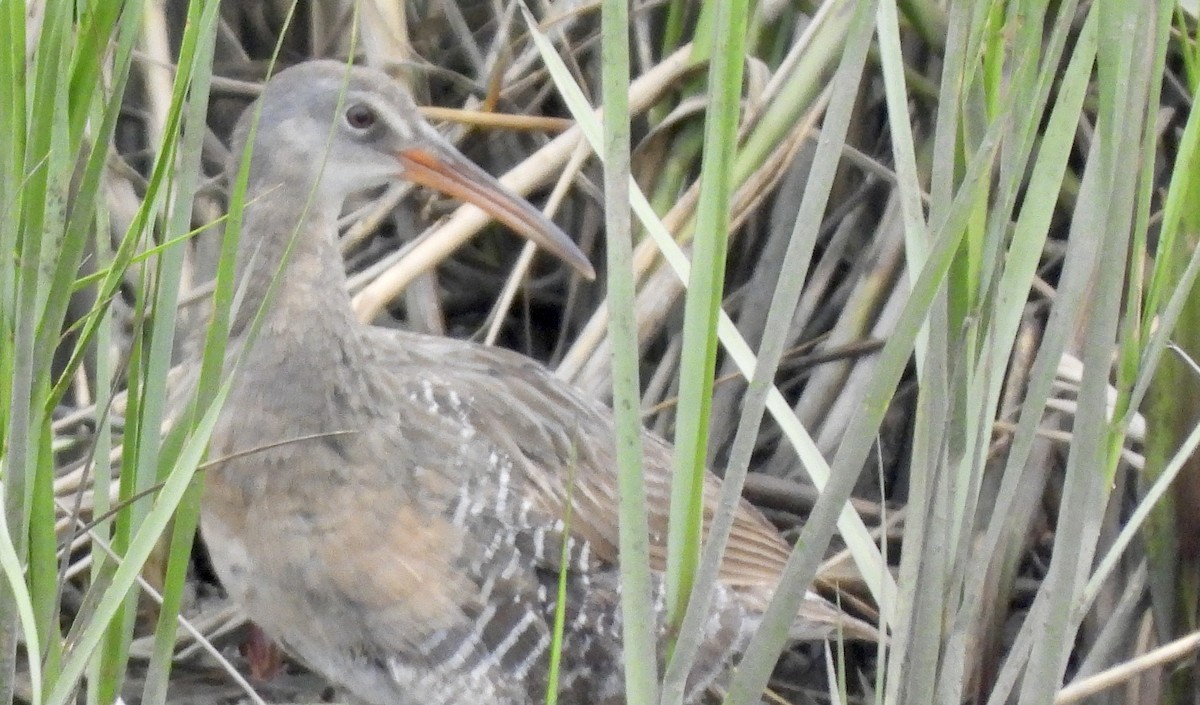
[345,104,377,130]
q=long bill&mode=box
[397,142,596,280]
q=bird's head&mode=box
[229,60,594,279]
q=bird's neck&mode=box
[227,178,363,371]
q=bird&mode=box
[200,60,878,705]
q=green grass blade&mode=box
[661,0,880,701]
[46,379,234,705]
[664,0,748,632]
[596,0,660,700]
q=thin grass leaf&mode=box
[0,480,41,704]
[664,0,748,632]
[545,440,579,705]
[594,0,659,700]
[46,378,234,705]
[141,4,223,702]
[662,1,879,701]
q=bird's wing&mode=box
[365,328,793,593]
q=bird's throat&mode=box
[227,182,363,375]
